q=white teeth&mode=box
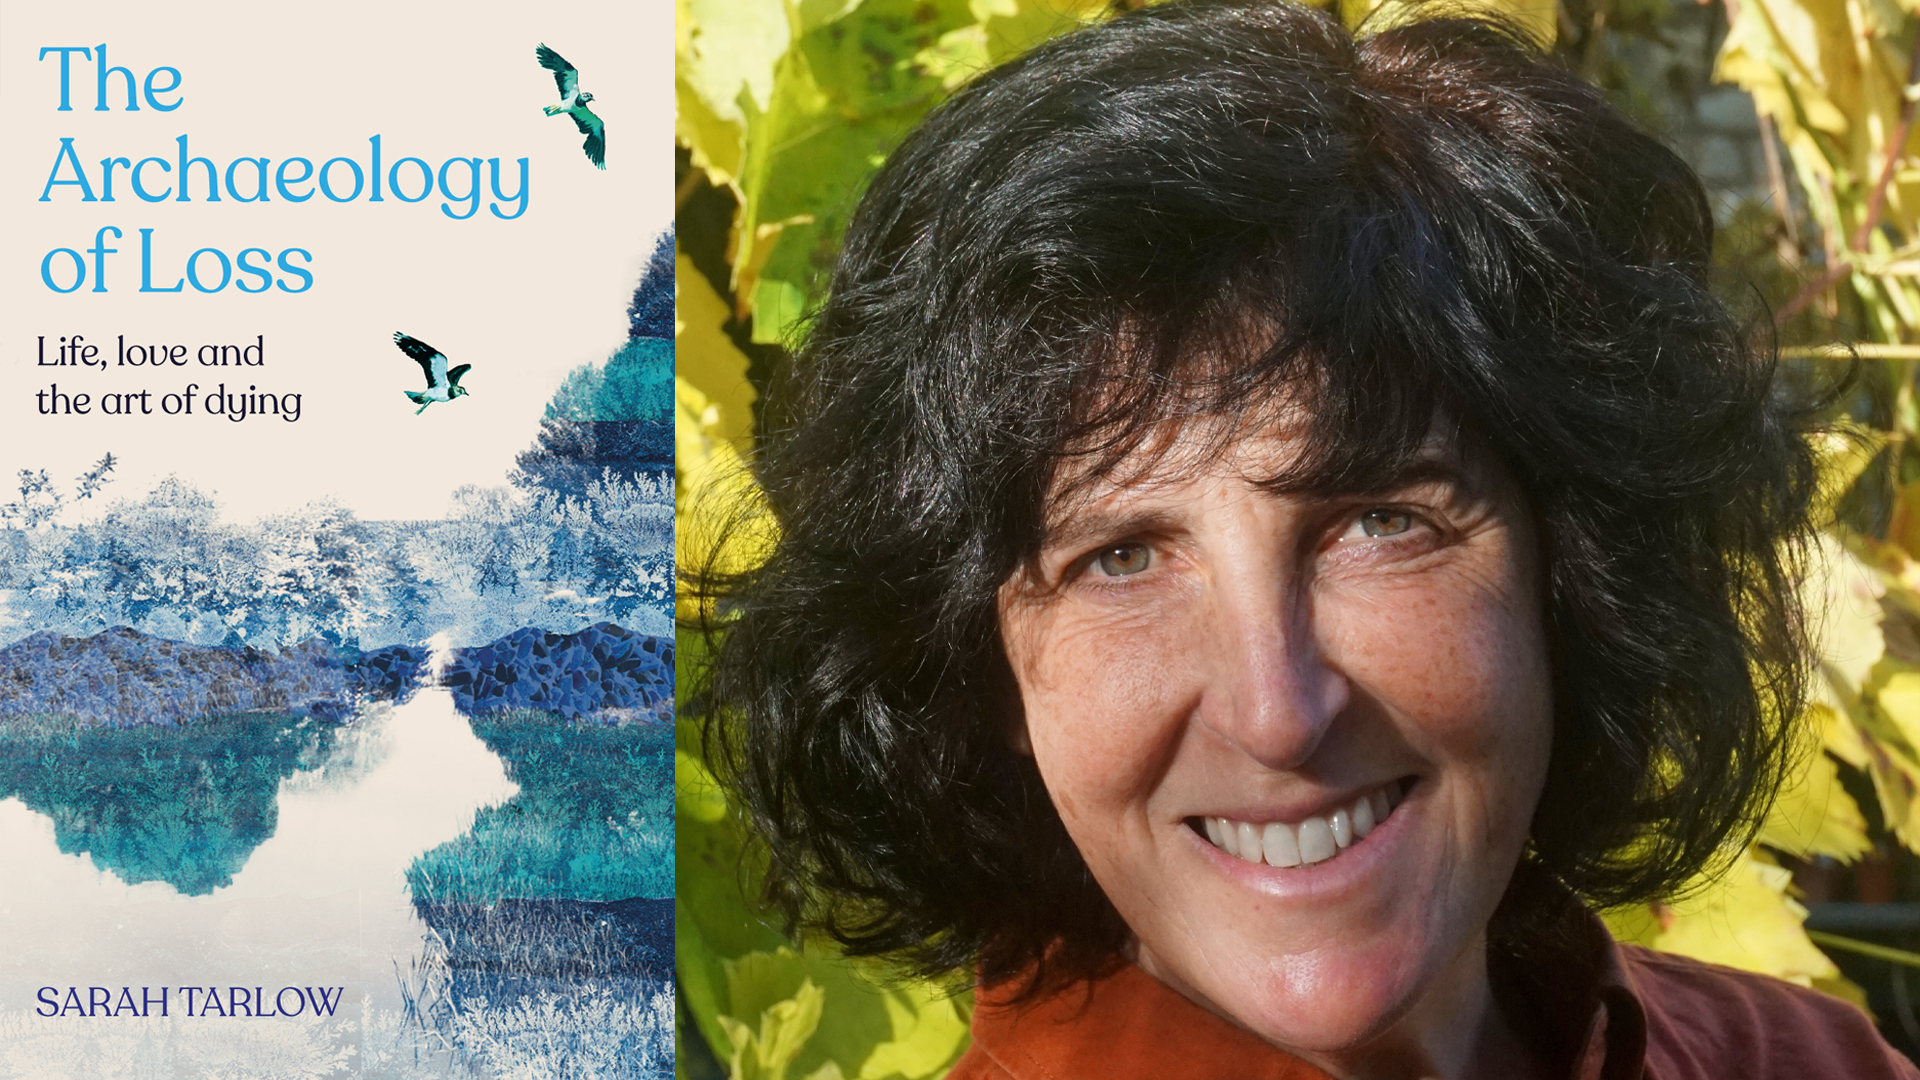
[1329,808,1352,849]
[1261,821,1300,867]
[1297,816,1337,863]
[1202,782,1401,869]
[1351,793,1375,838]
[1234,821,1264,863]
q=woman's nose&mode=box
[1195,578,1351,770]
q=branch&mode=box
[1775,26,1920,327]
[1854,30,1920,253]
[1776,263,1852,326]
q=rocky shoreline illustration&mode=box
[0,622,671,727]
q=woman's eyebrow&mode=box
[1037,506,1185,556]
[1286,453,1472,500]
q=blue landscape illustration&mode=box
[0,235,677,1077]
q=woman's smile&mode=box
[1196,776,1407,870]
[998,427,1554,1073]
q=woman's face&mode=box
[997,419,1553,1064]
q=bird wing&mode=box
[536,43,578,100]
[447,364,472,388]
[393,332,449,389]
[572,106,606,168]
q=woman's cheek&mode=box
[1017,601,1202,795]
[1321,563,1546,752]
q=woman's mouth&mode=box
[1194,779,1410,868]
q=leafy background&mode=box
[674,0,1920,1075]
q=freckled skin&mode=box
[998,430,1554,1080]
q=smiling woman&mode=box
[994,427,1555,1073]
[699,1,1918,1077]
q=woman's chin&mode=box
[1139,931,1462,1058]
[1237,960,1425,1054]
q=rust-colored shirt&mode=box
[952,911,1917,1080]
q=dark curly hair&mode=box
[700,0,1820,994]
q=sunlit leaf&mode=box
[675,251,758,455]
[1615,850,1846,988]
[1807,533,1887,696]
[1810,426,1886,524]
[678,748,730,824]
[1861,665,1920,847]
[1757,743,1873,860]
[1717,0,1920,336]
[679,708,793,1061]
[724,947,971,1080]
[736,0,986,335]
[1349,0,1555,44]
[679,0,794,186]
[720,976,828,1080]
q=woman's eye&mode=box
[1095,543,1153,577]
[1355,509,1413,538]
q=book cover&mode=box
[0,2,675,1075]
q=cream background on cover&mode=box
[0,0,672,522]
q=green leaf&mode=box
[678,748,730,823]
[733,0,990,334]
[679,0,795,185]
[721,976,829,1080]
[677,719,791,1058]
[723,947,971,1080]
[751,278,811,345]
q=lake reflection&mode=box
[0,685,517,1067]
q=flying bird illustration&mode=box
[537,43,605,169]
[393,333,472,414]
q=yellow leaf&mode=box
[725,948,972,1080]
[1888,480,1920,560]
[916,0,1107,90]
[720,977,829,1080]
[675,420,776,617]
[972,0,1109,67]
[857,981,970,1079]
[1757,741,1872,860]
[676,250,776,618]
[1813,973,1873,1010]
[680,74,749,187]
[678,0,797,190]
[1857,670,1920,847]
[1718,0,1920,332]
[1870,668,1920,757]
[678,748,731,824]
[1812,699,1873,771]
[680,0,793,131]
[1639,849,1841,987]
[676,251,759,457]
[1807,533,1887,697]
[1809,426,1885,524]
[728,9,832,309]
[915,24,993,90]
[1598,900,1663,949]
[1351,0,1555,46]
